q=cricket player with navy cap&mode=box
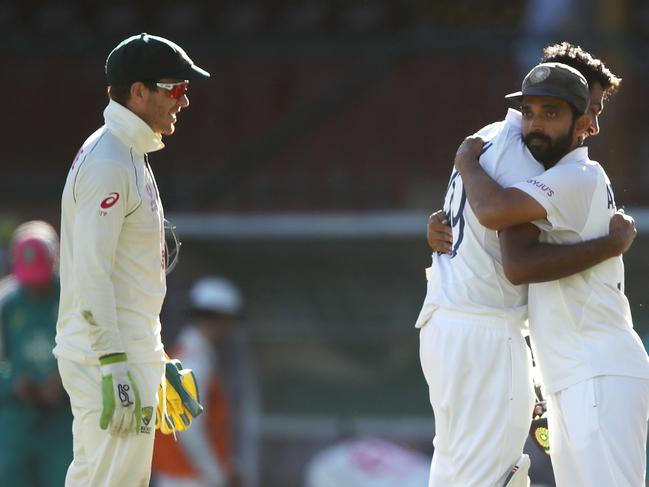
[417,59,640,487]
[55,33,209,486]
[454,60,649,486]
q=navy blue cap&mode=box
[505,62,589,114]
[106,33,210,85]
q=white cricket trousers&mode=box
[419,309,535,487]
[548,375,649,487]
[58,358,165,487]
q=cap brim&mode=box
[505,87,574,103]
[168,64,210,81]
[504,90,522,101]
[187,64,210,79]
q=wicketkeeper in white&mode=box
[417,61,638,486]
[55,33,209,486]
[454,62,649,486]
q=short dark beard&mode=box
[523,119,576,169]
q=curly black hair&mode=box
[541,42,622,99]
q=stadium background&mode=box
[1,0,649,485]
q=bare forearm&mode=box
[457,153,547,230]
[504,236,619,284]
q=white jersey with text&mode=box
[513,148,649,393]
[55,100,167,364]
[416,109,544,328]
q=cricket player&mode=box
[417,61,638,486]
[454,62,649,486]
[54,33,209,486]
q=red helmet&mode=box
[11,221,58,286]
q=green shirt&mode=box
[0,277,60,404]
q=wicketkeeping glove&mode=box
[156,357,204,435]
[99,353,142,437]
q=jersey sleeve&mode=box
[71,159,129,356]
[472,110,520,143]
[511,164,597,233]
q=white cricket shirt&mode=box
[513,147,649,393]
[415,109,544,328]
[54,100,167,364]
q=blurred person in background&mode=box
[153,276,253,487]
[54,32,210,486]
[0,220,72,486]
[304,437,430,487]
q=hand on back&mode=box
[454,136,485,173]
[609,209,637,255]
[428,210,453,254]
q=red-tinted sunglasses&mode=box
[156,81,189,99]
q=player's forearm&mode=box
[503,236,619,285]
[456,154,511,230]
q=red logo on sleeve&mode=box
[100,192,120,209]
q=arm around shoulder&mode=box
[500,213,633,285]
[471,187,547,231]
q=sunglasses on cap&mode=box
[156,80,189,99]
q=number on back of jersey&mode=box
[444,169,466,258]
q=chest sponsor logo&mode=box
[526,179,554,197]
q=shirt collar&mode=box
[505,108,522,126]
[103,100,165,154]
[555,145,589,167]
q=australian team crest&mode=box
[141,406,154,434]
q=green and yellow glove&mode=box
[156,357,203,435]
[99,352,142,437]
